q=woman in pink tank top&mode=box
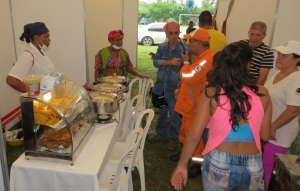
[171,42,272,191]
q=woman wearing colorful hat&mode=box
[94,30,148,82]
[6,22,55,93]
[263,40,300,190]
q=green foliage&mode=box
[201,0,216,13]
[138,0,216,26]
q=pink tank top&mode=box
[202,87,264,155]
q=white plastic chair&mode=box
[140,78,154,111]
[127,77,141,101]
[109,109,155,191]
[99,127,143,191]
[118,95,143,141]
[127,77,154,111]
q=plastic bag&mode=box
[40,71,64,91]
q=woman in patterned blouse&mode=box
[94,30,149,82]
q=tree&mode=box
[138,0,215,25]
[201,0,216,14]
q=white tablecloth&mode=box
[10,123,118,191]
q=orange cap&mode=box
[163,23,168,31]
[183,28,210,41]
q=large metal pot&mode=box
[97,73,130,88]
[89,83,127,99]
[89,92,121,114]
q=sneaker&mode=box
[168,139,177,151]
[188,163,202,179]
[148,134,166,142]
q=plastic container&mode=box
[6,129,24,147]
[23,75,42,96]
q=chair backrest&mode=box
[118,95,143,141]
[127,77,142,101]
[133,109,154,154]
[139,78,154,111]
[127,77,154,111]
[109,127,143,191]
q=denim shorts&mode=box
[201,149,263,191]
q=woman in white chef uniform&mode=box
[6,22,55,92]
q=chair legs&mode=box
[127,173,133,191]
[136,156,146,191]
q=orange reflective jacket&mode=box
[175,49,213,119]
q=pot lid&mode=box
[91,83,125,92]
[89,92,119,102]
[102,76,126,83]
[98,73,128,83]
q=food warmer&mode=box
[90,83,127,102]
[97,73,130,90]
[89,91,121,124]
[20,79,95,164]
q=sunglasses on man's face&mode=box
[168,31,180,35]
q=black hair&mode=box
[205,51,222,82]
[206,42,263,131]
[199,11,213,26]
[293,53,300,66]
[24,27,34,43]
[212,51,222,68]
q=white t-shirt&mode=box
[8,43,55,81]
[264,70,300,147]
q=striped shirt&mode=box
[240,39,274,79]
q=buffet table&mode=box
[10,123,119,191]
[10,88,127,191]
[10,95,128,191]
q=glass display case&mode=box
[20,79,95,164]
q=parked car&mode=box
[138,22,184,46]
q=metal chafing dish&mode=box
[90,83,127,101]
[89,92,121,114]
[89,92,122,124]
[97,73,130,89]
[20,79,95,164]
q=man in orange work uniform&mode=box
[171,28,213,178]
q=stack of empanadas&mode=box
[34,108,61,125]
[39,126,78,149]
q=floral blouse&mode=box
[94,47,133,76]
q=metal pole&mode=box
[268,0,280,47]
[0,109,10,191]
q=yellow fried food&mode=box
[39,140,69,148]
[36,110,53,117]
[45,129,71,141]
[34,113,47,124]
[45,117,60,125]
[47,132,71,141]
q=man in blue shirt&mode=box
[149,22,190,151]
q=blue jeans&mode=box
[156,97,180,140]
[202,149,263,191]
